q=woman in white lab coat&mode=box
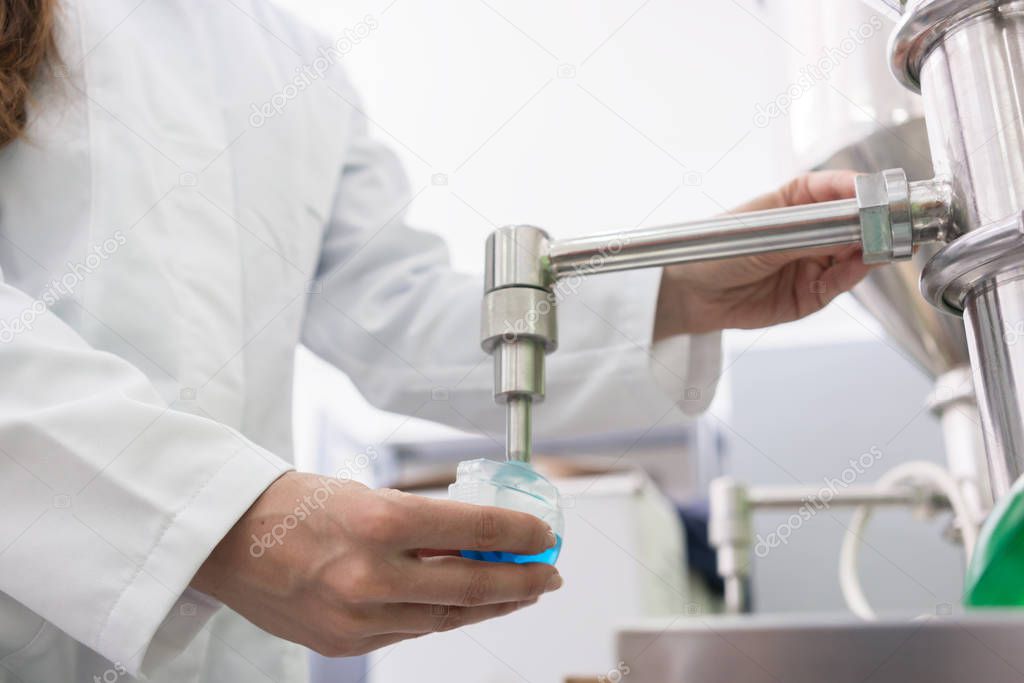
[0,1,869,681]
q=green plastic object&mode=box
[964,476,1024,607]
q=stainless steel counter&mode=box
[618,613,1024,682]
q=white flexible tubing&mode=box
[839,461,979,620]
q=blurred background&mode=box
[268,1,963,680]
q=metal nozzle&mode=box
[506,396,532,462]
[481,226,558,463]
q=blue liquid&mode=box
[460,534,562,565]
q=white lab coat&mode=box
[0,1,721,681]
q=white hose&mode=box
[838,461,979,620]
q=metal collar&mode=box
[889,0,1009,92]
[920,211,1024,314]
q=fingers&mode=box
[314,599,541,658]
[397,555,561,606]
[351,606,536,657]
[366,599,538,636]
[395,496,556,555]
[817,248,873,306]
[750,240,862,270]
[778,170,858,206]
[733,170,858,213]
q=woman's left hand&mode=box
[654,170,872,338]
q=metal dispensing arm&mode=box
[481,169,954,462]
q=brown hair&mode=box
[0,0,57,148]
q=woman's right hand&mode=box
[191,472,563,656]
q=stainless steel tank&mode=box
[815,118,991,518]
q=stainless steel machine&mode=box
[481,0,1010,490]
[480,173,952,460]
[706,115,998,616]
[480,0,1024,678]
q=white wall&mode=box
[283,0,897,461]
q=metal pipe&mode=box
[547,177,949,278]
[928,366,993,518]
[548,199,863,277]
[964,276,1024,498]
[747,485,927,509]
[723,576,745,615]
[708,476,946,615]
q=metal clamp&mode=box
[921,211,1024,315]
[889,0,999,92]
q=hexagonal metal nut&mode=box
[857,172,895,265]
[856,169,913,265]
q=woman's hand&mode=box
[192,472,561,657]
[654,170,872,338]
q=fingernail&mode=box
[545,572,563,592]
[545,529,557,548]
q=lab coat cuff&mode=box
[621,267,722,415]
[100,446,292,677]
[650,332,722,414]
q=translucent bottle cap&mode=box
[449,459,564,537]
[453,458,559,505]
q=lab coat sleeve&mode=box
[301,87,722,438]
[0,275,292,676]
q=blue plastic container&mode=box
[448,459,564,565]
